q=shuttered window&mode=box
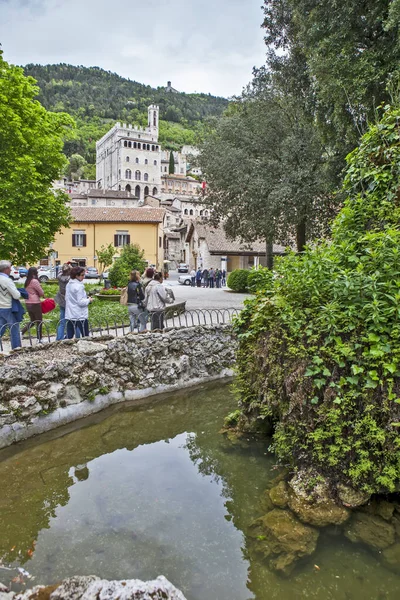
[72,232,86,247]
[114,233,130,247]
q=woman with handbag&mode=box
[127,270,147,332]
[65,266,93,338]
[21,267,44,341]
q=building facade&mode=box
[53,207,165,270]
[96,106,161,200]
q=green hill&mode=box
[23,64,229,177]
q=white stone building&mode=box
[96,105,161,200]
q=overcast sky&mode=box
[0,0,267,97]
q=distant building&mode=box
[96,105,161,200]
[165,81,179,93]
[69,189,139,208]
[53,206,165,270]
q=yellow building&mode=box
[53,207,165,270]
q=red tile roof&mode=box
[71,207,165,223]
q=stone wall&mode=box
[0,325,236,449]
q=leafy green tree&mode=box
[66,153,86,180]
[96,243,115,275]
[0,52,74,264]
[199,74,335,265]
[168,151,175,174]
[262,0,400,158]
[108,243,147,287]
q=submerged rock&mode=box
[0,575,187,600]
[269,481,290,508]
[382,543,400,573]
[359,498,395,521]
[288,492,350,527]
[344,512,396,550]
[248,508,319,575]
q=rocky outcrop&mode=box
[249,509,319,575]
[0,326,236,448]
[0,575,187,600]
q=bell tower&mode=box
[148,105,159,140]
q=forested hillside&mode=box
[23,64,228,178]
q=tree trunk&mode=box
[296,219,307,253]
[265,239,274,270]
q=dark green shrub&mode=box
[233,102,400,494]
[108,244,147,287]
[227,269,250,292]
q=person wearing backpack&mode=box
[127,270,147,332]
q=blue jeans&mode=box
[56,306,66,341]
[0,308,21,349]
[66,319,89,339]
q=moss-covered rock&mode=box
[248,508,319,575]
[288,493,350,527]
[359,498,395,521]
[337,484,370,508]
[344,512,396,550]
[269,481,290,508]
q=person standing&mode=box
[216,268,222,289]
[145,272,167,330]
[127,270,147,332]
[65,267,93,338]
[202,268,209,288]
[0,260,21,349]
[141,267,154,290]
[55,263,71,341]
[209,267,215,288]
[190,268,196,287]
[21,267,44,341]
[222,269,227,286]
[196,268,202,288]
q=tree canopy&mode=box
[0,52,73,264]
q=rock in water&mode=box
[344,512,396,550]
[248,508,319,575]
[0,575,187,600]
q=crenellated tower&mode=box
[148,105,159,140]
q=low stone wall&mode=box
[0,325,236,449]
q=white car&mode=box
[9,266,20,281]
[37,266,56,282]
[178,274,192,286]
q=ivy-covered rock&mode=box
[248,509,319,575]
[233,101,400,494]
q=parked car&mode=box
[178,263,189,273]
[37,266,56,283]
[17,266,29,277]
[178,274,192,286]
[9,266,20,281]
[85,267,99,279]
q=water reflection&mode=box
[0,382,400,600]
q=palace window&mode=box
[136,157,139,164]
[154,160,157,166]
[144,173,149,181]
[126,156,130,162]
[135,170,141,181]
[145,159,148,165]
[125,169,132,179]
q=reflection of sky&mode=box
[28,434,250,600]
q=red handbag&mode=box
[41,298,56,314]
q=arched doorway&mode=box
[135,185,141,199]
[125,184,131,192]
[144,186,149,196]
[152,187,158,196]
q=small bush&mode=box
[108,243,147,287]
[227,269,250,292]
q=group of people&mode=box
[127,267,174,332]
[190,267,226,288]
[0,260,174,350]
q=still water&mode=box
[0,381,399,599]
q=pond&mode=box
[0,381,399,599]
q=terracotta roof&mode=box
[187,222,285,255]
[71,207,165,223]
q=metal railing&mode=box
[0,308,239,353]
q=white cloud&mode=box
[0,0,266,96]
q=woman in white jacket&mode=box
[65,267,93,338]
